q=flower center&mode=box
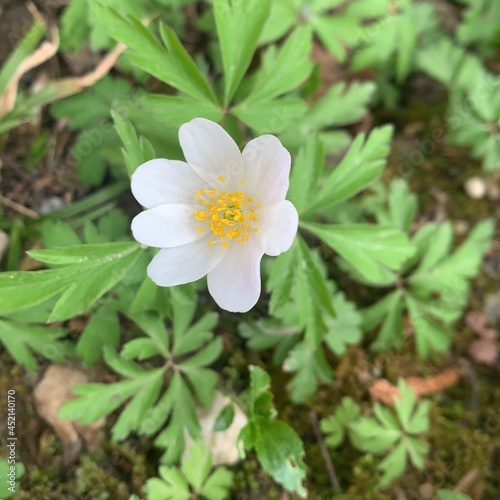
[194,179,260,248]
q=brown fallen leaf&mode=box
[369,368,460,406]
[33,365,105,467]
[0,4,58,117]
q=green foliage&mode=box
[146,441,233,500]
[321,397,360,448]
[239,366,307,497]
[1,0,499,496]
[60,287,222,463]
[349,380,430,486]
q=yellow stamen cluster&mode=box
[194,181,260,247]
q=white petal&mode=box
[241,135,291,204]
[179,118,244,189]
[148,236,227,287]
[207,239,264,313]
[259,200,299,256]
[131,159,206,208]
[131,204,204,248]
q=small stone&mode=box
[33,365,105,467]
[464,176,487,199]
[38,196,64,215]
[468,338,498,366]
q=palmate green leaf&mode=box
[416,37,483,92]
[201,467,234,500]
[0,242,141,320]
[214,0,271,105]
[255,420,307,498]
[243,26,313,104]
[147,468,190,500]
[305,125,393,212]
[91,2,217,104]
[410,220,494,291]
[147,442,233,500]
[321,397,361,448]
[301,222,414,283]
[350,416,400,453]
[0,319,69,370]
[182,441,212,491]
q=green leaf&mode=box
[416,37,483,92]
[40,220,81,248]
[113,110,154,176]
[301,222,414,283]
[232,98,307,134]
[255,420,307,498]
[0,242,141,320]
[60,0,90,52]
[182,441,212,491]
[214,0,271,104]
[287,136,324,214]
[308,81,376,129]
[147,468,190,500]
[405,295,451,357]
[90,2,217,103]
[0,319,68,370]
[368,291,405,352]
[306,125,393,211]
[377,440,407,486]
[324,293,363,356]
[201,467,234,500]
[137,93,222,127]
[77,306,120,365]
[312,14,359,62]
[321,397,361,448]
[243,26,313,104]
[437,490,472,500]
[267,244,299,314]
[213,403,235,432]
[284,341,333,403]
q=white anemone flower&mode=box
[130,118,298,313]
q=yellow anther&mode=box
[194,185,261,248]
[218,176,225,182]
[198,228,205,233]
